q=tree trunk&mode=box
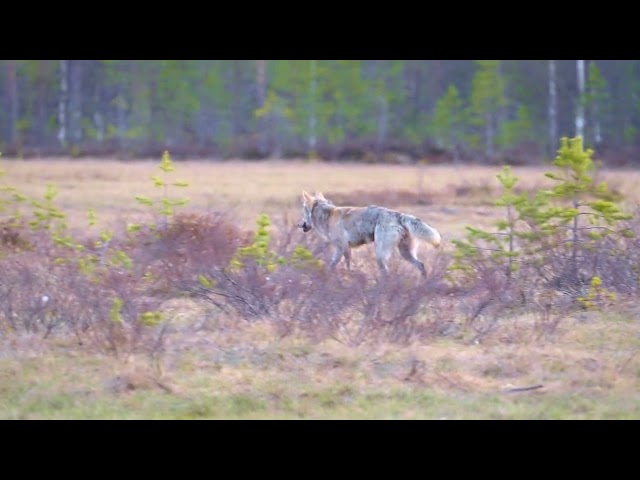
[256,60,268,157]
[116,88,127,146]
[36,61,50,146]
[575,60,586,139]
[495,61,506,144]
[376,94,388,160]
[308,60,317,157]
[569,194,580,283]
[93,61,105,144]
[593,114,602,145]
[405,61,419,118]
[485,113,494,158]
[69,60,84,143]
[548,60,558,156]
[427,60,443,110]
[589,61,603,146]
[5,60,18,146]
[256,60,266,108]
[58,60,68,147]
[231,61,240,137]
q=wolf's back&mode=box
[400,214,441,247]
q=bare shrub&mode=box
[125,210,250,295]
[0,219,31,253]
[187,225,457,346]
[0,230,167,358]
[583,209,640,297]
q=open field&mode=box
[2,157,640,419]
[5,158,640,240]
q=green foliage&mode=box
[109,297,124,324]
[74,208,135,278]
[88,208,97,227]
[198,274,215,288]
[431,85,467,150]
[112,250,133,270]
[1,153,136,274]
[451,137,634,293]
[0,153,28,227]
[450,165,528,281]
[290,245,323,270]
[623,125,637,144]
[231,213,285,272]
[536,136,633,283]
[577,276,616,310]
[541,136,632,231]
[584,62,611,144]
[255,90,293,121]
[5,60,640,159]
[26,184,85,252]
[135,151,189,228]
[112,300,164,330]
[30,184,66,230]
[138,311,164,327]
[585,63,609,107]
[230,213,321,273]
[469,60,508,155]
[498,105,534,148]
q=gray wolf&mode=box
[298,191,441,276]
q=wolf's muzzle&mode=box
[299,222,312,233]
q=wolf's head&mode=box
[298,191,327,233]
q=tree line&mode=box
[1,60,638,163]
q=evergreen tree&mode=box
[469,60,508,158]
[451,137,633,298]
[537,136,632,285]
[584,62,610,147]
[431,84,467,157]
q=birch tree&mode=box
[575,60,586,140]
[308,60,317,157]
[57,60,68,147]
[256,60,268,156]
[5,60,18,146]
[68,60,84,143]
[548,60,558,156]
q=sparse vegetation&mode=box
[1,144,640,419]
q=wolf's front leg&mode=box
[330,245,348,269]
[343,248,352,270]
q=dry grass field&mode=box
[2,157,640,419]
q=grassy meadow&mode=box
[2,157,640,419]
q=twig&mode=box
[433,371,469,392]
[503,384,544,393]
[616,348,640,374]
[185,286,229,314]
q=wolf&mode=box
[298,191,441,277]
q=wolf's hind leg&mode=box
[374,225,400,275]
[398,237,427,277]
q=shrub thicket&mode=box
[0,138,638,352]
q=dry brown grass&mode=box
[2,157,640,419]
[5,157,640,241]
[2,305,640,419]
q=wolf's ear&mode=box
[302,190,313,204]
[315,191,326,201]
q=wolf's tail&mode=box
[400,214,442,248]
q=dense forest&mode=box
[2,60,640,164]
